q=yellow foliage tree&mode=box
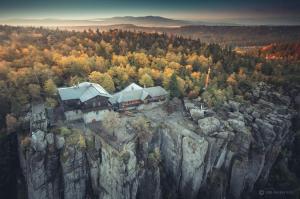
[88,71,115,92]
[227,73,237,86]
[139,73,154,87]
[44,79,57,96]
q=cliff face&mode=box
[18,83,296,199]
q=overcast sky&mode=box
[0,0,299,25]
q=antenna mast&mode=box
[205,66,211,89]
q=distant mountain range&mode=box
[0,16,237,27]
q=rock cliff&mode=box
[18,82,296,199]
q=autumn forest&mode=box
[0,25,299,130]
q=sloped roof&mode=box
[58,82,111,102]
[123,83,143,92]
[109,84,168,104]
[144,86,168,98]
[109,89,149,104]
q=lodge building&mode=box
[109,83,168,111]
[58,82,112,123]
[57,82,168,123]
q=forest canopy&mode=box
[0,25,299,130]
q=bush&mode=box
[46,97,58,108]
[120,150,131,164]
[131,116,151,144]
[78,134,86,149]
[58,127,71,137]
[148,148,161,168]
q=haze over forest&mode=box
[0,0,299,26]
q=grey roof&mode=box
[123,83,143,92]
[58,82,111,102]
[144,86,168,98]
[109,84,168,104]
[109,89,149,104]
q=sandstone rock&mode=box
[180,136,208,199]
[184,101,197,110]
[61,147,88,199]
[228,119,247,133]
[210,131,235,139]
[273,92,291,105]
[46,133,54,145]
[18,82,295,199]
[55,136,65,149]
[31,130,47,151]
[252,111,260,118]
[255,118,276,144]
[190,108,205,121]
[198,117,221,135]
[228,100,240,112]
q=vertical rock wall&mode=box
[18,83,296,199]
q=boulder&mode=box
[228,119,247,133]
[184,102,197,110]
[198,117,221,135]
[228,100,240,112]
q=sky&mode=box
[0,0,299,25]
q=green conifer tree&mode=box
[169,73,180,98]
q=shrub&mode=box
[58,127,71,137]
[102,111,122,137]
[46,97,58,108]
[78,134,86,149]
[148,147,161,168]
[131,116,151,144]
[120,150,131,164]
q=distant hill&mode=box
[0,16,236,27]
[2,16,300,46]
[0,18,100,26]
[92,16,193,27]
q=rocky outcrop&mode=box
[19,131,61,199]
[18,82,296,199]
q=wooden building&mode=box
[109,83,168,111]
[58,82,112,123]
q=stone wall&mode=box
[83,109,110,124]
[64,110,82,121]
